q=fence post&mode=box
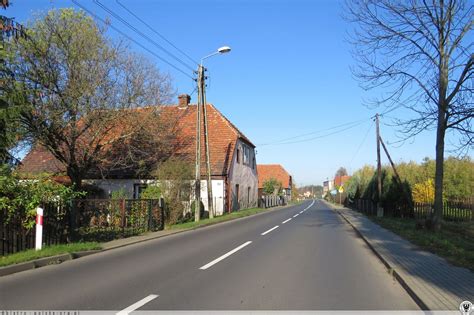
[159,198,165,230]
[147,200,153,231]
[35,207,43,250]
[121,199,126,236]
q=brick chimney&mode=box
[178,94,191,108]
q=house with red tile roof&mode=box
[19,94,258,215]
[257,164,293,199]
[334,175,351,188]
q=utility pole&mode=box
[200,65,214,219]
[194,66,203,222]
[375,113,383,217]
[194,46,231,221]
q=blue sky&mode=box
[6,0,470,186]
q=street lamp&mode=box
[195,46,231,222]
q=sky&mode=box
[5,0,472,186]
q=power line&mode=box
[93,0,196,72]
[115,0,199,67]
[72,0,194,80]
[257,118,371,146]
[348,120,374,170]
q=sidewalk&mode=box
[326,201,474,310]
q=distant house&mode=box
[323,180,334,197]
[19,94,258,215]
[257,164,293,199]
[334,175,351,188]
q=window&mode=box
[133,184,147,199]
[236,148,241,163]
[243,146,250,165]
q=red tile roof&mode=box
[257,164,292,189]
[334,175,351,187]
[19,103,254,178]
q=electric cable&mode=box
[257,118,371,146]
[115,0,199,66]
[93,0,195,72]
[72,0,194,80]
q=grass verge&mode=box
[370,216,474,272]
[168,206,277,230]
[0,242,102,267]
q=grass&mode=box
[0,242,102,267]
[370,216,474,272]
[168,205,285,230]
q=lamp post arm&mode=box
[201,51,220,65]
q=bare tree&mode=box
[346,0,473,229]
[7,9,174,189]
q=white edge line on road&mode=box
[199,241,252,270]
[299,211,303,214]
[282,218,292,224]
[117,294,158,315]
[261,225,279,236]
[300,200,315,212]
[293,214,299,218]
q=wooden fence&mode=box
[349,198,474,221]
[1,199,165,256]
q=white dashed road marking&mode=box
[261,225,279,236]
[199,241,252,270]
[117,294,158,315]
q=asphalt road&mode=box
[0,200,419,310]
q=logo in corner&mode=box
[460,301,473,315]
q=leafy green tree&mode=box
[0,165,83,227]
[346,165,375,199]
[149,158,193,225]
[0,3,28,164]
[6,9,174,190]
[443,157,474,200]
[262,178,282,195]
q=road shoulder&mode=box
[324,200,474,311]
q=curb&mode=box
[0,250,99,277]
[0,202,301,278]
[323,201,429,311]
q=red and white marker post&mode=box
[35,207,43,250]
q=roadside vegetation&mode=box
[345,157,473,205]
[0,242,101,267]
[371,216,474,272]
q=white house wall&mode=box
[199,179,225,216]
[84,179,158,199]
[87,178,226,216]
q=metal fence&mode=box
[1,199,165,256]
[349,198,474,222]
